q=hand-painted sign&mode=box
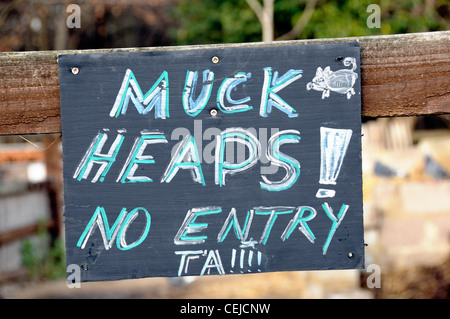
[59,42,364,282]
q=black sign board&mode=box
[59,42,364,282]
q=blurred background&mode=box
[0,0,449,299]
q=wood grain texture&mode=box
[1,31,449,135]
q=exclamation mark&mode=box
[230,249,263,273]
[316,127,353,198]
[231,249,236,273]
[240,249,245,271]
[257,251,262,272]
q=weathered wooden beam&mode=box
[0,220,55,246]
[1,31,449,135]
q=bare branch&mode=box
[246,0,274,42]
[276,0,318,41]
[245,0,264,24]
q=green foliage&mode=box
[303,0,450,39]
[170,0,450,44]
[21,226,66,281]
[170,0,262,44]
[303,0,377,38]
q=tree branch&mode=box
[276,0,318,41]
[246,0,274,42]
[245,0,264,24]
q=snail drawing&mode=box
[306,57,358,99]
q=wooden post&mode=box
[43,134,63,241]
[0,31,449,136]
